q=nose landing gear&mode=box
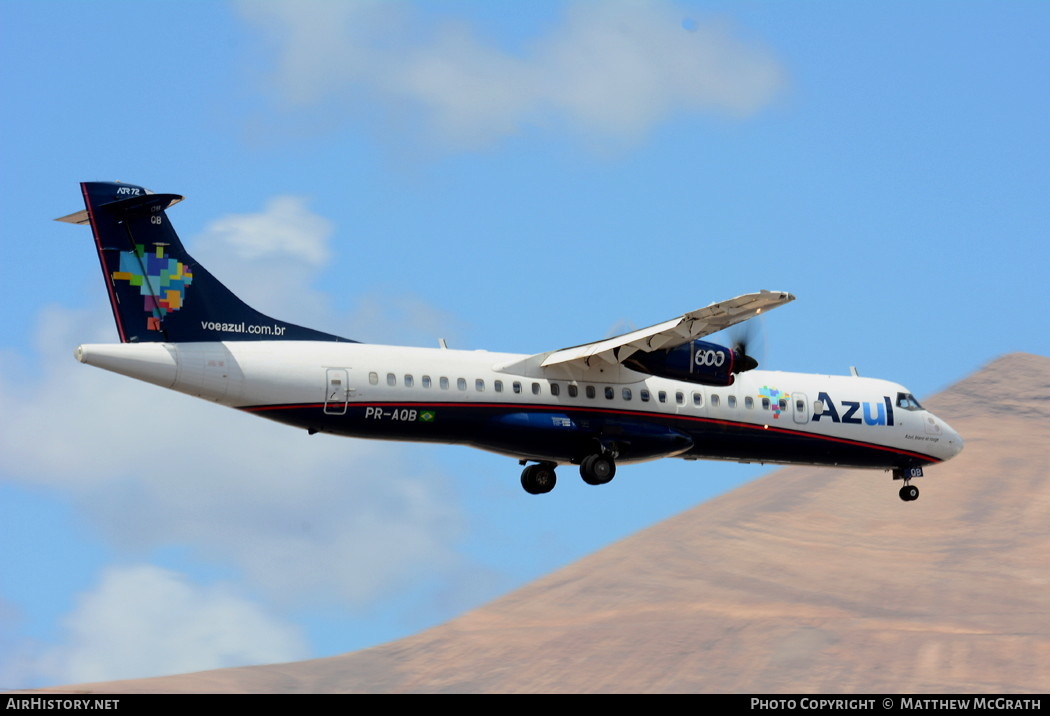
[893,466,923,502]
[899,484,920,502]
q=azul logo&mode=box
[110,243,193,331]
[812,392,895,426]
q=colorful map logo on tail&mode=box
[111,244,194,331]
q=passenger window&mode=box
[551,383,560,396]
[440,377,449,390]
[604,386,614,400]
[658,391,667,403]
[762,397,770,410]
[745,396,753,409]
[796,399,805,412]
[475,379,485,392]
[676,391,684,405]
[813,400,823,414]
[532,382,540,395]
[568,384,578,398]
[622,388,632,400]
[404,375,414,388]
[369,372,379,386]
[494,380,503,393]
[711,394,720,407]
[693,392,703,407]
[387,373,396,387]
[779,399,787,410]
[586,385,596,399]
[640,389,650,402]
[513,381,522,394]
[422,375,432,389]
[728,395,737,408]
[457,378,467,391]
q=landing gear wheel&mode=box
[521,464,557,495]
[899,484,919,502]
[580,454,616,485]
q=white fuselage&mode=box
[74,340,964,471]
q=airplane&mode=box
[59,181,963,502]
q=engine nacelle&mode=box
[623,340,754,387]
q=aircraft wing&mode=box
[540,290,795,368]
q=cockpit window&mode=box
[896,392,924,411]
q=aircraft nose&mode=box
[943,423,964,458]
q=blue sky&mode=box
[1,1,1047,688]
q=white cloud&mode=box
[0,193,492,685]
[0,196,471,611]
[345,293,468,347]
[238,0,785,147]
[187,195,463,345]
[35,565,308,685]
[202,196,332,267]
[189,196,333,328]
[0,300,465,610]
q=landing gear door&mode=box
[792,392,809,424]
[324,368,351,415]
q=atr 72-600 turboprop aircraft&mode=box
[60,182,963,502]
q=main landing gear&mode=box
[520,463,557,495]
[580,454,616,485]
[519,452,618,494]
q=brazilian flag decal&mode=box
[419,410,436,422]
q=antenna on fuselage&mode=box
[850,366,860,377]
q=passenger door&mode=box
[324,368,351,415]
[792,392,809,424]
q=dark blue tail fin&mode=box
[58,181,351,344]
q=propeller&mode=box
[728,316,765,374]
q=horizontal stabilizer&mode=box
[56,188,183,226]
[55,209,90,225]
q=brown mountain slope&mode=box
[46,353,1050,693]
